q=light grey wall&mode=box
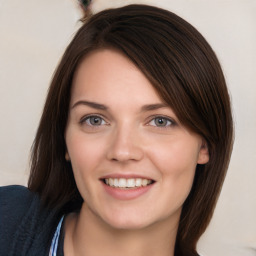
[0,1,255,255]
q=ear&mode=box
[65,152,70,161]
[197,140,209,164]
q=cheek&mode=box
[66,131,105,169]
[65,137,103,206]
[65,130,107,193]
[149,138,200,174]
[149,138,199,199]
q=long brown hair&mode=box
[28,5,234,255]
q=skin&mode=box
[64,49,209,256]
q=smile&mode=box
[104,178,153,189]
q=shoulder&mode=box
[0,185,61,256]
[0,184,36,209]
[0,185,38,228]
[0,185,39,254]
[0,185,37,227]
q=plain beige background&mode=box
[0,0,255,255]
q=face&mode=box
[65,49,209,230]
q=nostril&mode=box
[107,146,144,162]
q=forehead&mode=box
[70,48,164,106]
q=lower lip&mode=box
[102,182,154,200]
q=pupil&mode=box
[156,118,166,126]
[91,117,101,125]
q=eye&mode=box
[148,116,174,127]
[81,115,107,126]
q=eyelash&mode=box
[80,114,175,129]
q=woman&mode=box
[0,4,233,256]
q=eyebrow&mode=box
[141,103,169,112]
[72,100,108,110]
[71,101,169,112]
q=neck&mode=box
[64,204,179,256]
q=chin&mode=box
[105,217,152,230]
[99,208,155,230]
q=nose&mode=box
[106,125,144,162]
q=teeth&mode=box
[135,178,142,187]
[119,178,126,188]
[142,179,148,186]
[127,179,135,188]
[114,178,119,187]
[109,178,114,186]
[104,178,153,188]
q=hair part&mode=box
[28,5,234,256]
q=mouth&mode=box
[101,178,155,189]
